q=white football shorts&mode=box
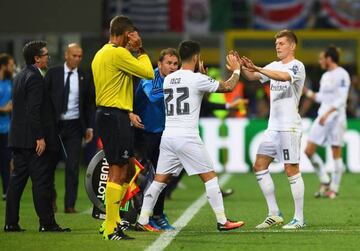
[308,116,346,147]
[156,135,214,176]
[257,130,302,164]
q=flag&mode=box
[105,0,169,32]
[121,158,144,207]
[184,0,210,34]
[97,137,103,150]
[96,137,144,208]
[169,0,184,32]
[253,0,312,30]
[210,0,232,31]
[321,0,360,29]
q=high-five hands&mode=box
[241,56,260,72]
[226,51,241,72]
[198,55,208,75]
[229,50,242,65]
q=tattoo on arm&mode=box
[217,73,240,93]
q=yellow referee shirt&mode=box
[91,44,154,111]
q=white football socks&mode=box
[310,153,330,184]
[204,177,227,224]
[288,173,304,223]
[138,181,167,225]
[330,158,344,193]
[255,170,280,216]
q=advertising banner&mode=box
[200,118,360,173]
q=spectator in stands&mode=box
[0,53,15,201]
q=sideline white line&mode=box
[145,173,232,251]
[182,229,360,233]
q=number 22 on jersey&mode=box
[164,87,190,116]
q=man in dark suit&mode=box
[45,43,94,213]
[4,40,70,232]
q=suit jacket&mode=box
[9,65,59,150]
[45,65,95,135]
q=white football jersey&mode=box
[259,59,306,131]
[162,69,219,136]
[316,66,350,121]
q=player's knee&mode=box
[284,164,299,177]
[253,162,265,172]
[304,147,313,158]
[199,171,217,183]
[331,146,342,159]
[154,174,171,184]
[305,142,317,158]
[284,168,292,177]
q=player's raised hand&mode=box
[229,50,242,66]
[226,53,240,72]
[199,56,208,74]
[241,56,259,72]
[232,51,243,66]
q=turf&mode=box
[1,167,359,251]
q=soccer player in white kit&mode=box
[135,41,245,232]
[240,30,306,229]
[304,46,350,199]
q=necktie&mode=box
[62,71,73,114]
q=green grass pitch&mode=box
[1,166,360,251]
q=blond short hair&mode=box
[275,30,298,44]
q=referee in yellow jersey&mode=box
[91,15,154,241]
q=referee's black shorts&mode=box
[96,106,134,165]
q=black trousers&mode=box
[0,133,11,196]
[140,131,166,216]
[5,148,57,226]
[58,119,82,209]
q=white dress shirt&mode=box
[61,63,80,120]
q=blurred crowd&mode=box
[104,0,360,33]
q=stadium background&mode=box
[0,1,359,172]
[1,1,360,250]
